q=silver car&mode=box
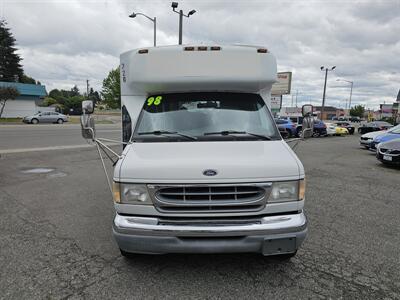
[23,112,69,124]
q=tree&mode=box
[101,67,120,109]
[40,97,58,107]
[70,85,80,97]
[88,87,101,103]
[350,105,365,118]
[0,87,20,118]
[64,95,85,114]
[0,20,24,82]
[20,74,38,84]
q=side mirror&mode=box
[301,104,314,139]
[80,114,96,140]
[82,100,94,114]
[302,104,313,117]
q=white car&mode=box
[360,130,386,149]
[325,123,337,136]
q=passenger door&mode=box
[40,112,52,123]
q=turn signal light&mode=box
[299,179,306,201]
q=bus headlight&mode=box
[269,179,305,202]
[113,182,152,205]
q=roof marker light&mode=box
[138,49,149,54]
[184,46,195,51]
[210,46,221,51]
[257,48,268,53]
[198,46,207,51]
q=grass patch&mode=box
[0,117,22,123]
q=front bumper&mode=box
[113,211,307,255]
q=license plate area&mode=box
[262,237,296,255]
[383,155,392,161]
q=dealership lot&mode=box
[0,132,399,299]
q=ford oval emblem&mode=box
[203,169,218,176]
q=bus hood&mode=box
[116,141,303,183]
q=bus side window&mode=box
[122,105,132,149]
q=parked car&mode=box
[369,124,400,150]
[312,120,328,137]
[359,130,387,149]
[325,123,337,136]
[349,116,361,123]
[23,112,69,124]
[376,138,400,166]
[357,121,393,134]
[334,121,355,135]
[274,118,297,138]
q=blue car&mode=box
[370,124,400,150]
[275,118,298,137]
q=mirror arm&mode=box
[97,141,118,165]
[95,139,122,159]
[96,137,130,145]
[95,142,113,195]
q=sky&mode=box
[1,0,399,109]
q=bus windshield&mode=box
[133,92,280,142]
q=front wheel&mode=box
[31,118,39,124]
[312,130,320,138]
[57,118,64,124]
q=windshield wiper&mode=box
[138,130,197,141]
[204,130,271,140]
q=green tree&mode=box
[0,87,20,117]
[64,95,85,114]
[350,105,365,118]
[101,67,120,109]
[20,74,38,84]
[88,87,101,103]
[0,20,24,82]
[70,85,80,97]
[40,97,58,107]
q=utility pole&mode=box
[320,66,336,120]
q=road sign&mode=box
[272,72,292,95]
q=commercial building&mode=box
[0,81,47,118]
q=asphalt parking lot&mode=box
[0,132,399,299]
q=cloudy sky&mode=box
[1,0,399,109]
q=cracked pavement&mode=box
[0,135,399,299]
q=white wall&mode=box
[1,100,36,118]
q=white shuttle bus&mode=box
[81,45,312,259]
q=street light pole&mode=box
[336,79,354,109]
[129,12,157,47]
[320,66,336,120]
[179,10,183,44]
[171,2,196,45]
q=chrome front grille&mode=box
[147,183,271,213]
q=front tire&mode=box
[31,118,39,124]
[57,118,64,124]
[312,130,320,138]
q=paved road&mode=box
[0,124,121,153]
[0,135,399,299]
